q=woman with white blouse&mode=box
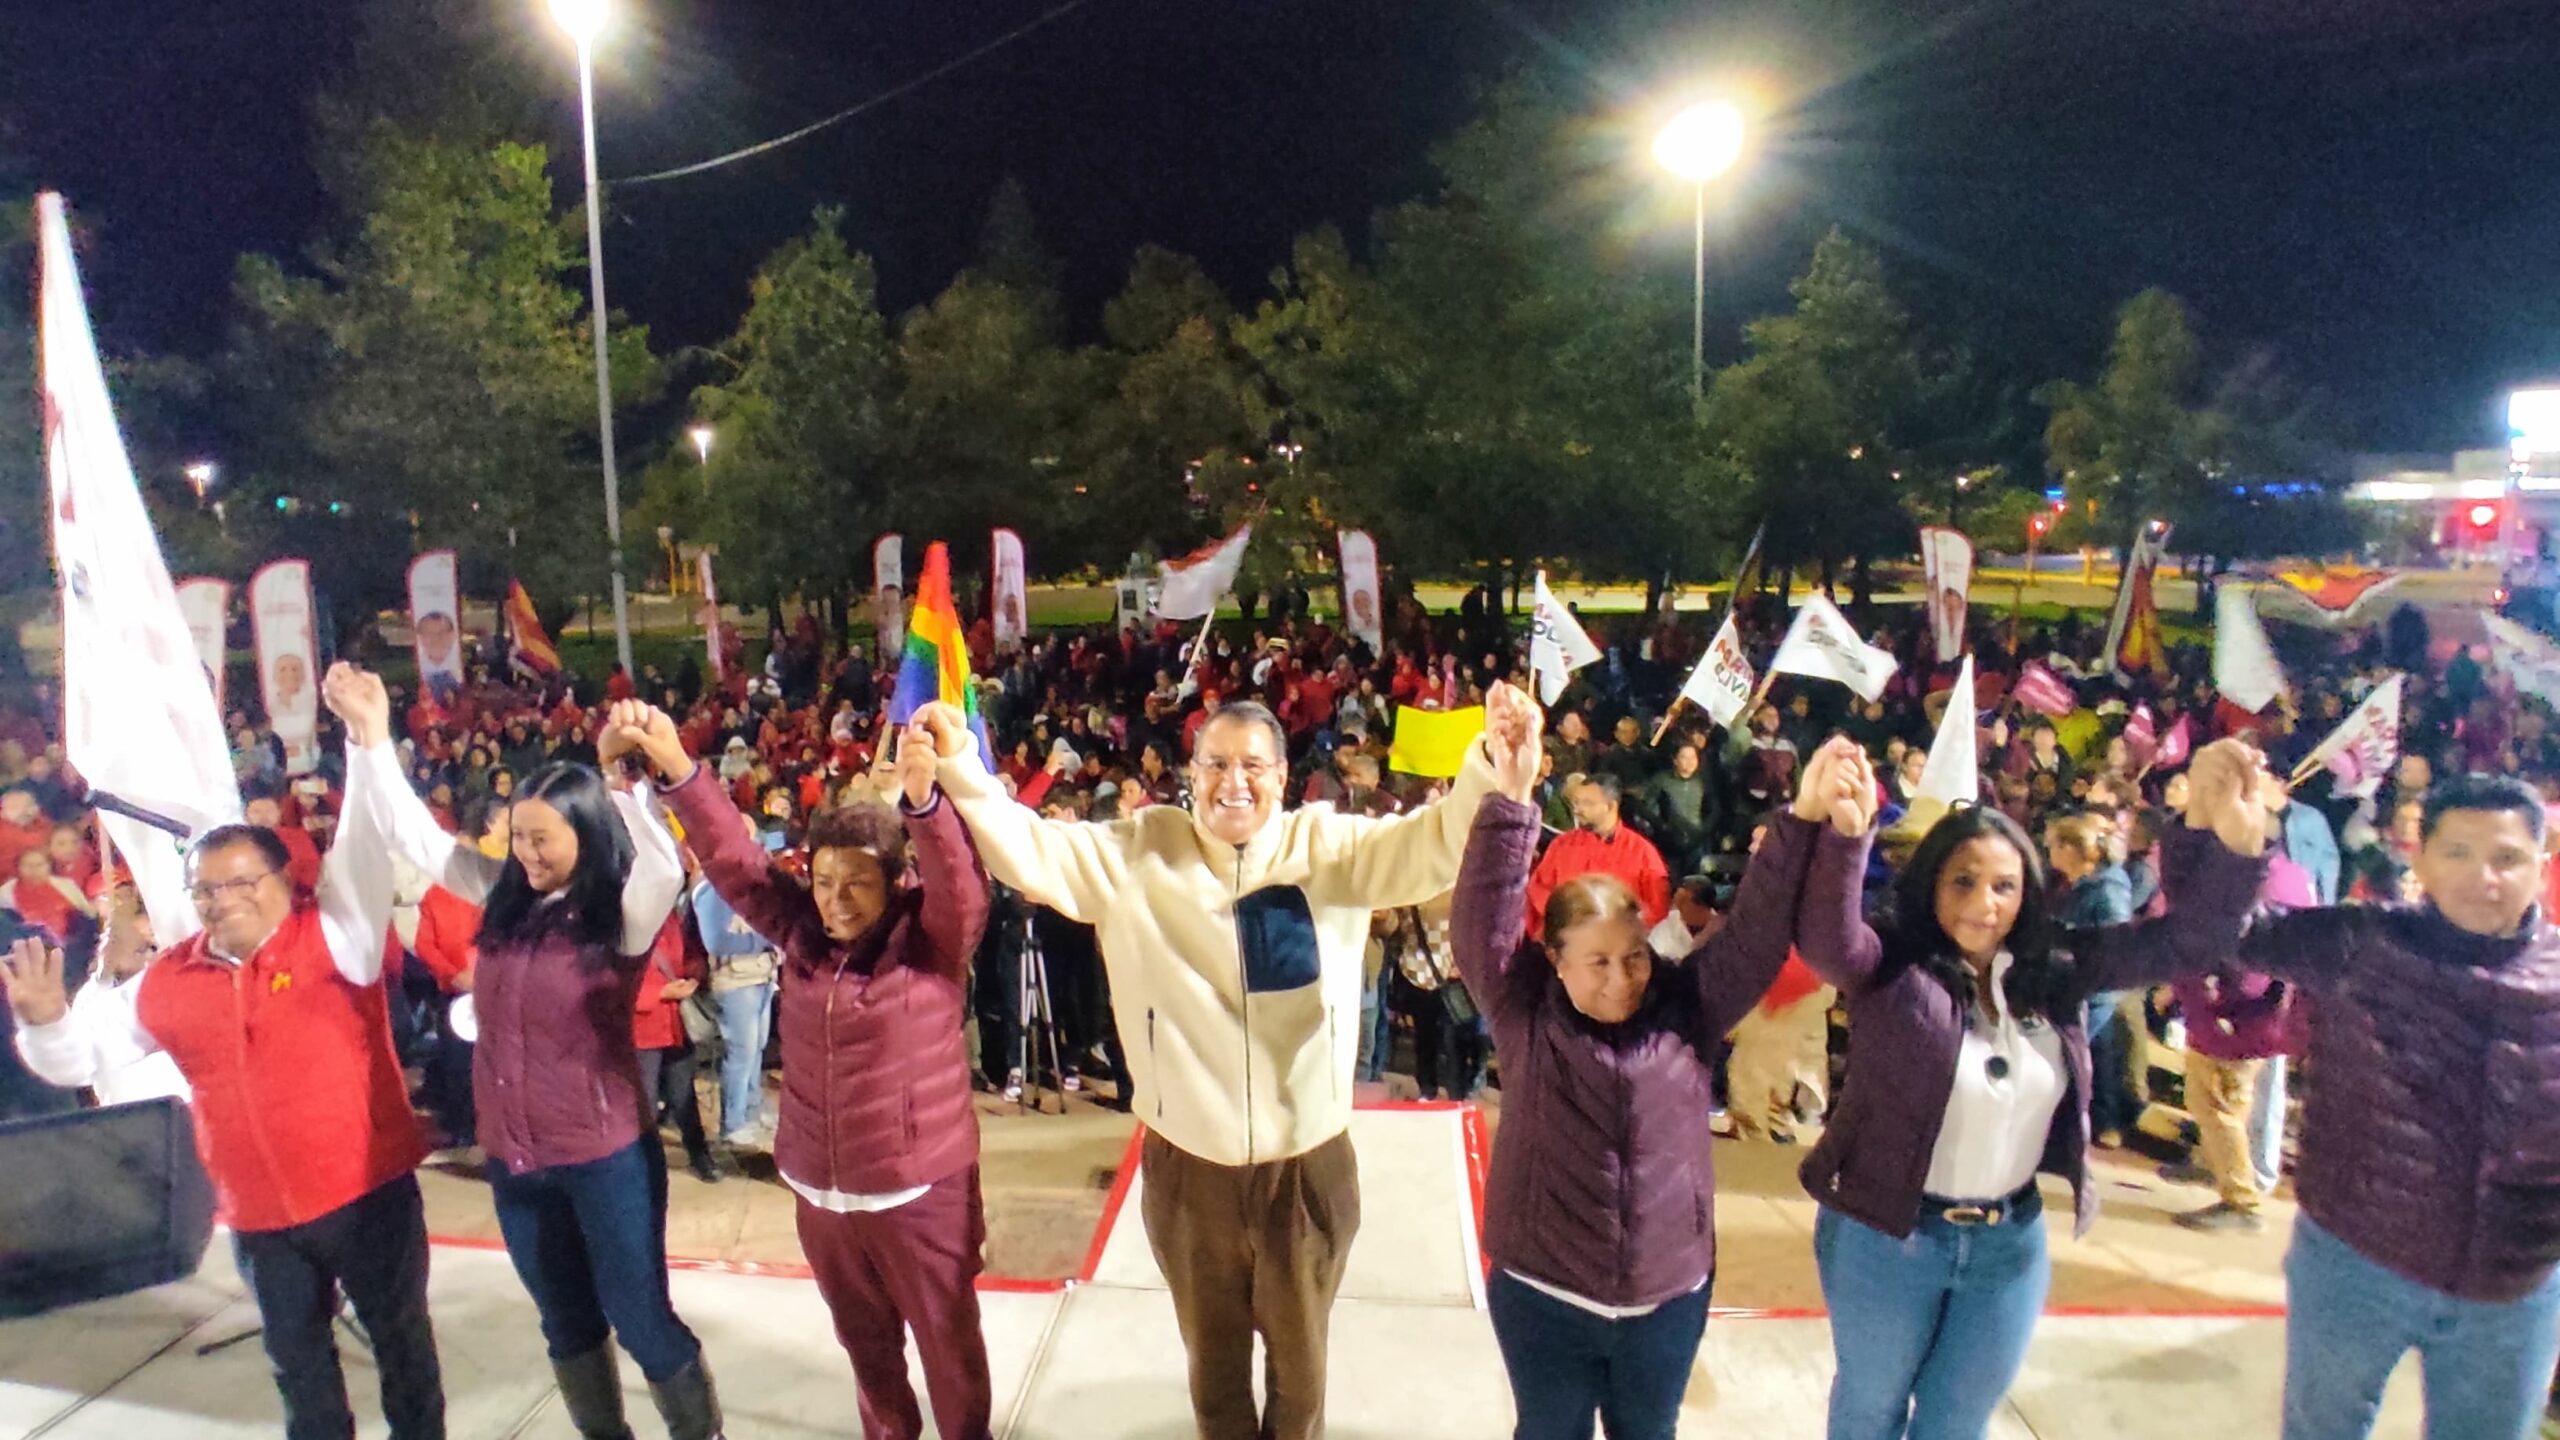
[1788,742,2272,1440]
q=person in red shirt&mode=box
[44,822,98,892]
[4,663,441,1440]
[245,791,325,894]
[632,910,717,1183]
[2,847,96,943]
[1526,773,1673,929]
[0,787,51,876]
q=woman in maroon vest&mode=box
[628,702,996,1440]
[372,699,716,1440]
[1452,713,1873,1440]
[1792,741,2270,1440]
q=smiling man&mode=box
[2223,773,2560,1440]
[915,685,1531,1440]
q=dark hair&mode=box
[1675,874,1719,906]
[1882,804,2069,1017]
[478,763,634,952]
[1577,772,1623,806]
[192,823,293,879]
[1193,701,1288,759]
[2421,773,2547,844]
[805,802,910,884]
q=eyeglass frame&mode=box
[188,869,282,908]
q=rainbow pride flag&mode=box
[888,541,991,757]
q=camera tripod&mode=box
[1010,914,1074,1116]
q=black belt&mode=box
[1918,1184,2039,1227]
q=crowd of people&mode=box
[1,572,2557,1440]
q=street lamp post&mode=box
[1653,101,1746,405]
[549,0,635,677]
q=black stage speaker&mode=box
[0,1098,215,1317]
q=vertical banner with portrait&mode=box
[1918,525,1975,664]
[405,549,463,706]
[698,550,724,682]
[1337,528,1383,653]
[249,559,320,775]
[873,533,905,663]
[173,578,231,713]
[991,528,1027,649]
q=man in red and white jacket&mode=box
[2,664,444,1440]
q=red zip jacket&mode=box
[135,907,426,1232]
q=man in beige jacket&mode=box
[914,685,1530,1439]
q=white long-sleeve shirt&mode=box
[15,737,406,1087]
[362,749,682,959]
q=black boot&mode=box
[648,1351,725,1440]
[550,1344,636,1440]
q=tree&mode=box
[1703,230,1931,605]
[0,161,40,601]
[665,207,897,634]
[215,122,659,642]
[2037,289,2205,559]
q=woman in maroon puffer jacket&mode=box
[1451,717,1875,1440]
[629,705,995,1440]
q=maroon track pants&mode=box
[794,1164,993,1440]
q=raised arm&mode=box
[5,937,146,1086]
[920,708,1129,925]
[1316,681,1532,911]
[318,737,405,984]
[893,718,993,978]
[1450,797,1544,1032]
[639,710,822,954]
[2060,741,2274,996]
[344,666,502,905]
[1790,739,1893,997]
[1687,812,1819,1034]
[607,781,683,959]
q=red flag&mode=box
[505,580,561,680]
[2012,660,2077,718]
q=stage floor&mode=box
[1,1109,2430,1438]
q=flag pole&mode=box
[1657,521,1765,747]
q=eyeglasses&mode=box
[1192,757,1280,782]
[189,871,278,907]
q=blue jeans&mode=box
[487,1137,702,1382]
[1359,964,1391,1083]
[2084,992,2140,1136]
[2251,1056,2286,1192]
[712,979,774,1139]
[1487,1269,1710,1440]
[2283,1215,2560,1440]
[1815,1195,2050,1440]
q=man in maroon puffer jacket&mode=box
[2231,773,2560,1440]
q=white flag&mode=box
[1337,528,1383,652]
[1768,593,1899,702]
[2213,584,2288,713]
[1529,571,1602,706]
[40,193,242,941]
[2488,615,2560,707]
[698,550,725,681]
[2295,674,2403,798]
[991,528,1028,647]
[1677,612,1757,728]
[1915,655,1979,809]
[1156,525,1252,621]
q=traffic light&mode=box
[2027,513,2051,540]
[2466,500,2502,536]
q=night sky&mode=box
[8,0,2559,454]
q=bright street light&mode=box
[1653,102,1747,183]
[1653,100,1747,404]
[546,0,608,47]
[550,0,635,676]
[183,461,217,498]
[689,425,715,463]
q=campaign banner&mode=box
[1768,594,1898,703]
[1338,529,1383,652]
[1677,613,1757,728]
[698,550,725,681]
[249,559,320,775]
[992,528,1028,648]
[873,533,906,662]
[174,578,231,712]
[1918,526,1974,663]
[1529,571,1602,706]
[406,549,463,705]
